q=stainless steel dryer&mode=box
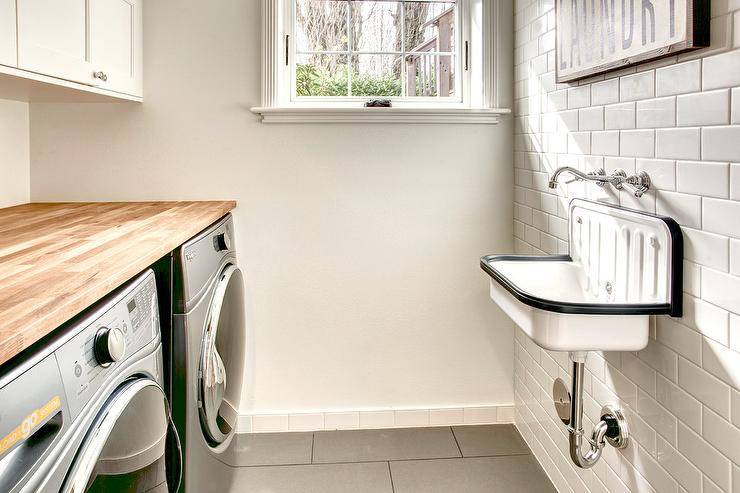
[0,269,182,493]
[171,213,247,493]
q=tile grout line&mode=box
[387,461,395,493]
[449,426,464,458]
[310,432,315,464]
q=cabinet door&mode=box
[0,0,16,67]
[89,0,142,97]
[17,0,91,84]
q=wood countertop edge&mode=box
[0,200,236,368]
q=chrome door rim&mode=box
[62,378,181,493]
[197,263,242,445]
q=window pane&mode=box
[295,54,349,96]
[295,0,348,52]
[351,1,401,52]
[405,1,456,54]
[351,55,402,96]
[405,53,455,97]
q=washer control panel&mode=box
[55,271,159,419]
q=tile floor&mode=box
[218,424,556,492]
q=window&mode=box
[253,0,509,123]
[292,0,460,101]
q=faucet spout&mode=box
[549,167,607,189]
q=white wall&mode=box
[514,0,740,492]
[0,99,29,207]
[28,0,516,423]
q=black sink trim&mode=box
[481,201,683,317]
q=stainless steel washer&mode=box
[171,213,246,493]
[0,270,182,493]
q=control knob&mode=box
[94,327,126,367]
[213,232,231,252]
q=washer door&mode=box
[198,263,245,446]
[63,378,182,493]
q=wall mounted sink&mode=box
[481,199,683,352]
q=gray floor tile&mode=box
[451,424,530,457]
[312,427,461,463]
[228,461,393,493]
[220,432,313,466]
[390,455,556,493]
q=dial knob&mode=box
[94,327,126,367]
[213,232,231,252]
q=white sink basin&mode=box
[482,199,682,352]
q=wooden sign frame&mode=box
[555,0,710,83]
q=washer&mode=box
[0,269,182,493]
[171,213,246,493]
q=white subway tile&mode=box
[677,422,732,492]
[636,159,675,190]
[656,437,702,493]
[429,408,464,425]
[679,357,732,419]
[592,78,620,105]
[703,49,740,91]
[288,413,324,431]
[638,340,678,381]
[731,163,740,200]
[731,239,740,276]
[605,102,636,130]
[394,409,430,427]
[637,97,676,128]
[683,260,701,297]
[682,228,729,271]
[676,161,729,198]
[359,411,395,428]
[702,337,740,389]
[689,297,730,345]
[732,387,740,427]
[656,374,702,433]
[579,106,604,130]
[636,390,676,443]
[702,126,740,162]
[657,317,701,364]
[704,197,740,239]
[655,191,702,228]
[656,128,701,160]
[702,267,740,314]
[733,88,740,124]
[676,89,731,126]
[621,353,656,396]
[620,129,655,158]
[702,406,740,465]
[592,131,620,156]
[731,314,740,353]
[462,406,497,425]
[568,85,591,109]
[324,412,360,429]
[620,71,655,102]
[568,131,591,154]
[656,60,701,97]
[252,415,289,432]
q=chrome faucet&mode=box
[549,167,651,197]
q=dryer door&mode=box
[198,263,246,446]
[63,378,182,493]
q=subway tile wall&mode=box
[513,1,740,492]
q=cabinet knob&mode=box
[93,71,108,82]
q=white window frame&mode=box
[251,0,510,124]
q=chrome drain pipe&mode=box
[553,352,629,469]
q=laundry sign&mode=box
[556,0,710,82]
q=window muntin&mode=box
[290,0,463,101]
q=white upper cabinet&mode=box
[17,0,91,84]
[10,0,142,100]
[0,0,17,67]
[89,0,142,96]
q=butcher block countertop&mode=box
[0,201,236,367]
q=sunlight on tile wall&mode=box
[512,1,740,492]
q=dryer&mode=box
[171,213,247,493]
[0,269,182,493]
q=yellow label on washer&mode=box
[0,396,61,456]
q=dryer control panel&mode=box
[55,271,159,419]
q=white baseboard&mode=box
[227,404,515,433]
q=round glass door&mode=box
[198,263,246,446]
[63,378,181,493]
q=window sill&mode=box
[250,106,511,124]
